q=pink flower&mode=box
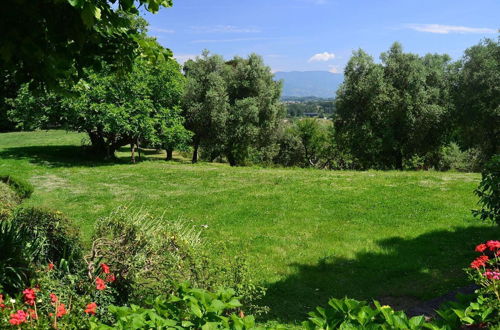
[486,240,500,251]
[50,293,58,303]
[9,310,28,325]
[22,288,36,306]
[483,270,500,280]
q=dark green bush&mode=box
[0,174,34,199]
[473,155,500,224]
[0,220,43,293]
[89,282,257,329]
[11,207,84,267]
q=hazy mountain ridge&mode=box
[274,71,343,98]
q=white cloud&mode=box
[406,24,496,34]
[174,54,198,64]
[191,25,261,33]
[308,52,336,62]
[149,27,175,34]
[328,65,342,74]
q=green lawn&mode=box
[0,130,498,324]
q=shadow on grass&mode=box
[0,145,124,167]
[0,145,190,167]
[260,225,500,323]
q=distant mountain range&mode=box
[274,71,343,98]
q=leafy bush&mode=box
[303,297,427,329]
[0,181,19,221]
[87,207,266,312]
[438,143,482,172]
[89,282,257,329]
[0,175,34,199]
[11,207,84,268]
[473,155,500,224]
[0,221,41,293]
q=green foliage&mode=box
[453,38,500,163]
[183,51,284,165]
[434,294,499,329]
[335,43,453,170]
[0,220,41,293]
[90,283,257,329]
[473,155,500,224]
[11,207,84,267]
[438,143,481,172]
[88,207,266,311]
[303,297,428,329]
[0,174,34,199]
[0,0,173,87]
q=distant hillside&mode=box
[274,71,343,98]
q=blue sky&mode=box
[142,0,499,73]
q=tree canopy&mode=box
[0,0,172,87]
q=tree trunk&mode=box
[137,139,142,161]
[87,131,109,159]
[192,137,200,163]
[166,148,173,161]
[130,143,136,163]
[227,152,237,166]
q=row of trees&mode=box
[1,13,498,170]
[333,39,498,169]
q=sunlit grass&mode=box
[0,130,498,323]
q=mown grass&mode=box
[0,130,498,324]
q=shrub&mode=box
[11,207,84,268]
[89,282,257,329]
[473,155,500,224]
[303,297,427,329]
[0,221,41,293]
[0,182,20,221]
[0,175,34,199]
[87,207,266,312]
[438,143,482,172]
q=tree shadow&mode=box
[0,145,124,167]
[260,225,500,323]
[0,145,192,167]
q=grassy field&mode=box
[1,130,498,324]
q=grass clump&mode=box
[0,174,34,199]
[0,182,20,220]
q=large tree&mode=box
[0,0,172,87]
[453,38,500,162]
[183,52,283,166]
[335,43,453,169]
[9,57,189,160]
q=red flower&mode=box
[22,288,36,306]
[9,310,28,325]
[84,302,97,315]
[101,263,110,274]
[486,240,500,251]
[56,304,67,318]
[471,255,489,269]
[28,308,38,320]
[106,274,116,283]
[95,277,106,290]
[0,294,5,309]
[475,243,488,253]
[48,263,55,271]
[50,293,58,303]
